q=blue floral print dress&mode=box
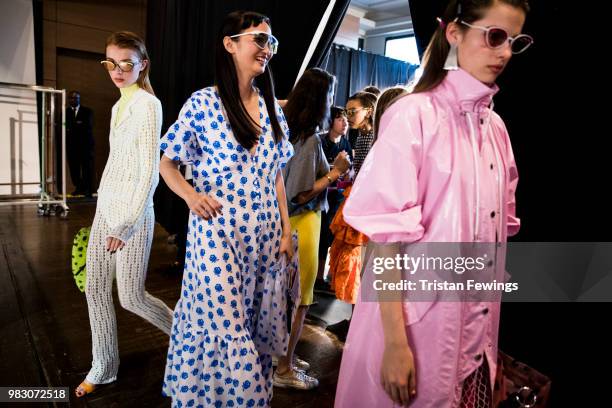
[160,87,294,408]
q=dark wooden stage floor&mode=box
[0,200,351,407]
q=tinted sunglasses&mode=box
[229,31,279,55]
[460,21,533,54]
[100,59,140,72]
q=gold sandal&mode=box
[74,380,96,397]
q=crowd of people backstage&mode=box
[75,0,532,406]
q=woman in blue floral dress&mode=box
[159,11,294,408]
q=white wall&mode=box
[364,16,414,56]
[0,0,40,195]
[0,0,36,84]
[333,7,414,57]
[365,36,387,55]
[335,13,361,49]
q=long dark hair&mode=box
[284,68,335,144]
[214,11,283,149]
[413,0,530,93]
[106,31,154,95]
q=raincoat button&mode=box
[490,211,496,218]
[482,308,489,315]
[490,164,494,170]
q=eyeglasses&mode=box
[100,59,140,72]
[460,21,533,54]
[229,31,279,55]
[345,107,369,117]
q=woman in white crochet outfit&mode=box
[75,31,173,397]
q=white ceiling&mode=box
[350,0,411,22]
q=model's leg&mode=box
[116,209,172,334]
[84,213,120,385]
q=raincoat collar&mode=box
[442,68,499,113]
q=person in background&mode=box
[277,68,350,389]
[326,87,406,307]
[362,85,381,97]
[320,106,352,168]
[347,92,377,176]
[345,89,372,151]
[326,92,378,341]
[316,106,352,291]
[373,86,409,141]
[66,90,94,197]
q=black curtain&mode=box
[322,45,351,106]
[32,0,43,86]
[410,2,611,406]
[306,0,352,69]
[322,44,418,106]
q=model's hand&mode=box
[380,341,417,406]
[186,191,223,220]
[106,237,125,253]
[333,151,351,174]
[279,232,294,260]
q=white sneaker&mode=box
[273,368,319,390]
[293,355,310,371]
[271,355,310,372]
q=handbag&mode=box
[71,226,91,292]
[494,350,552,407]
[253,233,300,357]
[285,233,301,333]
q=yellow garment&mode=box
[289,210,321,306]
[115,83,140,126]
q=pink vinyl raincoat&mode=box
[334,68,520,408]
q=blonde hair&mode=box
[105,31,154,95]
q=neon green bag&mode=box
[71,227,91,292]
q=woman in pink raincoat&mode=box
[334,0,533,407]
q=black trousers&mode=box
[66,136,94,194]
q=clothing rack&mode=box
[0,82,69,217]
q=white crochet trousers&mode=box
[84,207,172,384]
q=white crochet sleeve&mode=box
[108,98,162,242]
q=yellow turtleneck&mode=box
[115,83,140,126]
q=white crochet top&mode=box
[96,88,162,242]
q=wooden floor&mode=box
[0,200,351,407]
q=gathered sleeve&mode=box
[343,97,425,243]
[160,93,205,165]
